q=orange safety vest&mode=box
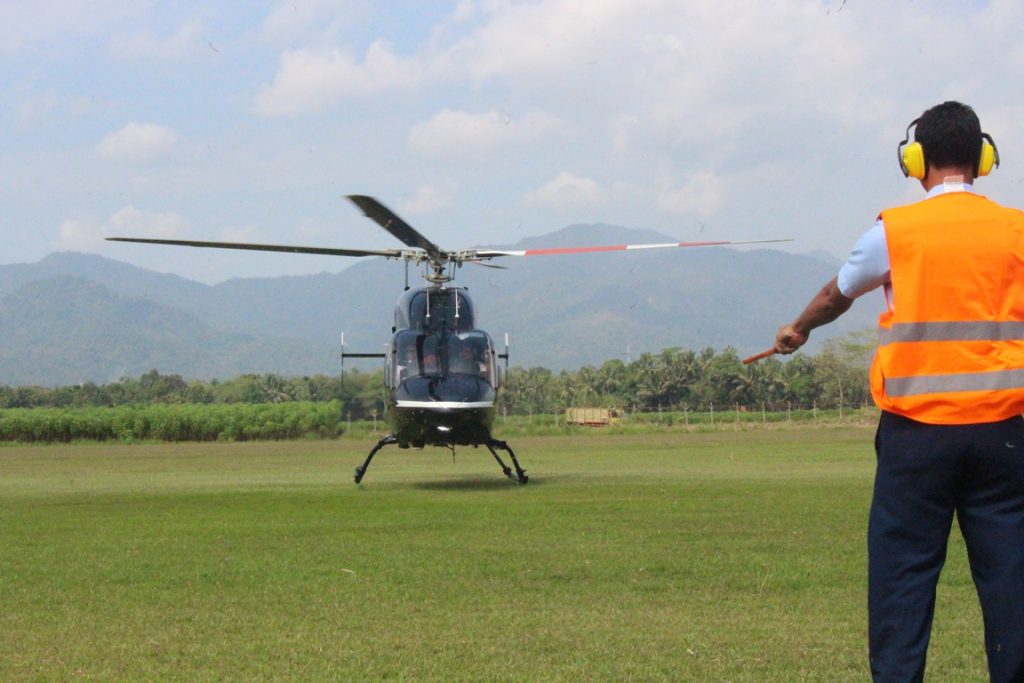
[870,191,1024,424]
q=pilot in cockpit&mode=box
[396,343,419,383]
[451,340,486,378]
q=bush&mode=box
[0,401,345,443]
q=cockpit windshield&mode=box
[389,329,496,389]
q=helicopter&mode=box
[108,195,790,485]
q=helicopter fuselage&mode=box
[382,284,501,448]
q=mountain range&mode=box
[0,224,879,386]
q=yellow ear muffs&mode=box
[901,142,926,179]
[898,118,1002,179]
[977,134,1000,177]
[897,118,925,179]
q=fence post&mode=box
[710,402,714,425]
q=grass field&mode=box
[0,428,989,681]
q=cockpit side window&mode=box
[448,335,484,378]
[391,331,439,388]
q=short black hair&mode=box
[914,101,983,172]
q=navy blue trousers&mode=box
[869,411,1024,682]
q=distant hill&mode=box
[0,276,332,386]
[0,224,879,385]
[452,225,878,369]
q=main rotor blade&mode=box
[473,237,793,259]
[347,195,443,257]
[466,260,508,270]
[106,237,403,259]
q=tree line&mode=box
[0,370,384,415]
[0,333,874,417]
[501,333,874,415]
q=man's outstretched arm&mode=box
[775,276,854,354]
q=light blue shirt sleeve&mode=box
[835,182,974,302]
[836,220,890,299]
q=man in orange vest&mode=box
[773,101,1024,682]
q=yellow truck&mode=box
[565,407,621,427]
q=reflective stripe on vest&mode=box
[878,321,1024,344]
[884,368,1024,397]
[870,192,1024,424]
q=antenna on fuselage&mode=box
[340,332,345,386]
[500,332,510,387]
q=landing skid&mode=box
[354,434,398,484]
[486,438,529,485]
[353,434,528,485]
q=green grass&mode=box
[0,430,988,681]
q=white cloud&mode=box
[254,41,427,116]
[260,0,355,44]
[454,0,637,84]
[107,206,189,238]
[0,1,135,54]
[408,109,563,159]
[109,21,206,60]
[611,114,640,154]
[56,206,187,251]
[16,92,61,126]
[17,91,108,127]
[524,172,602,209]
[253,0,638,115]
[397,183,456,216]
[451,0,477,24]
[97,123,178,162]
[657,173,725,218]
[57,218,106,251]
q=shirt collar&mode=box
[926,180,975,198]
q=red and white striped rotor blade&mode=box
[474,237,791,258]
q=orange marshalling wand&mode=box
[742,348,776,365]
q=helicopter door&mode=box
[447,331,497,388]
[391,330,441,389]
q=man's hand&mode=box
[775,323,808,354]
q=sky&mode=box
[4,0,1024,284]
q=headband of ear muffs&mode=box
[897,117,1001,179]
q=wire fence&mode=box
[489,402,880,435]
